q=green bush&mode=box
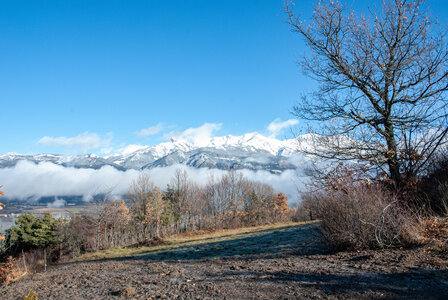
[5,213,59,255]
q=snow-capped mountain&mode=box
[0,133,309,173]
[0,153,126,171]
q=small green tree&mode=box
[245,190,264,226]
[6,213,58,270]
[162,185,181,225]
[33,213,58,250]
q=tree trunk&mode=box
[22,249,28,275]
[44,248,47,272]
[384,123,401,188]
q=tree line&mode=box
[1,170,291,259]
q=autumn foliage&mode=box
[54,170,292,257]
[0,170,291,276]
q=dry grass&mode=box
[170,221,312,242]
[74,221,316,261]
[419,217,448,265]
[0,250,46,285]
[317,183,422,250]
[23,289,38,300]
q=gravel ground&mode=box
[1,223,447,299]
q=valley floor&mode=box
[1,223,447,299]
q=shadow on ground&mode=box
[208,268,448,299]
[135,223,327,261]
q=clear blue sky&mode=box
[1,0,447,155]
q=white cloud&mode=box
[38,132,113,152]
[100,147,114,155]
[267,118,299,138]
[136,123,164,137]
[0,162,306,204]
[119,144,148,155]
[47,198,66,208]
[163,123,222,146]
[0,161,140,201]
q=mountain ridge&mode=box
[0,133,308,173]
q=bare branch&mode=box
[287,0,448,187]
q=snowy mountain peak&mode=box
[0,133,305,173]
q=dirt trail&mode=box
[1,223,447,299]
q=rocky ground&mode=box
[1,223,447,299]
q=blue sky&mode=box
[1,0,447,155]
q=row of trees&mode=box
[0,170,290,258]
[78,170,290,253]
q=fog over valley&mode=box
[0,133,318,203]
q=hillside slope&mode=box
[1,223,447,299]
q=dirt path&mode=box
[1,223,447,299]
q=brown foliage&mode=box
[120,286,136,298]
[0,250,47,285]
[317,184,421,250]
[0,256,15,284]
[58,215,97,257]
[273,193,289,222]
[129,174,165,240]
[53,171,292,259]
[297,162,428,249]
[124,237,165,248]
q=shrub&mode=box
[0,256,15,284]
[317,183,424,250]
[0,250,45,285]
[418,149,448,216]
[294,192,322,222]
[120,286,136,297]
[57,215,97,257]
[5,213,59,254]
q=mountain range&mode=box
[0,133,313,174]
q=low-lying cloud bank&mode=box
[0,161,307,204]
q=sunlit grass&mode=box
[75,221,317,262]
[66,208,81,214]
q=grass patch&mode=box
[66,208,81,214]
[74,221,316,262]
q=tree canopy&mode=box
[287,0,448,188]
[6,213,58,253]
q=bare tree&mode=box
[168,169,205,232]
[128,174,165,240]
[286,0,448,188]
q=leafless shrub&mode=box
[417,148,448,216]
[294,192,322,222]
[317,181,423,250]
[57,215,97,257]
[436,183,448,216]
